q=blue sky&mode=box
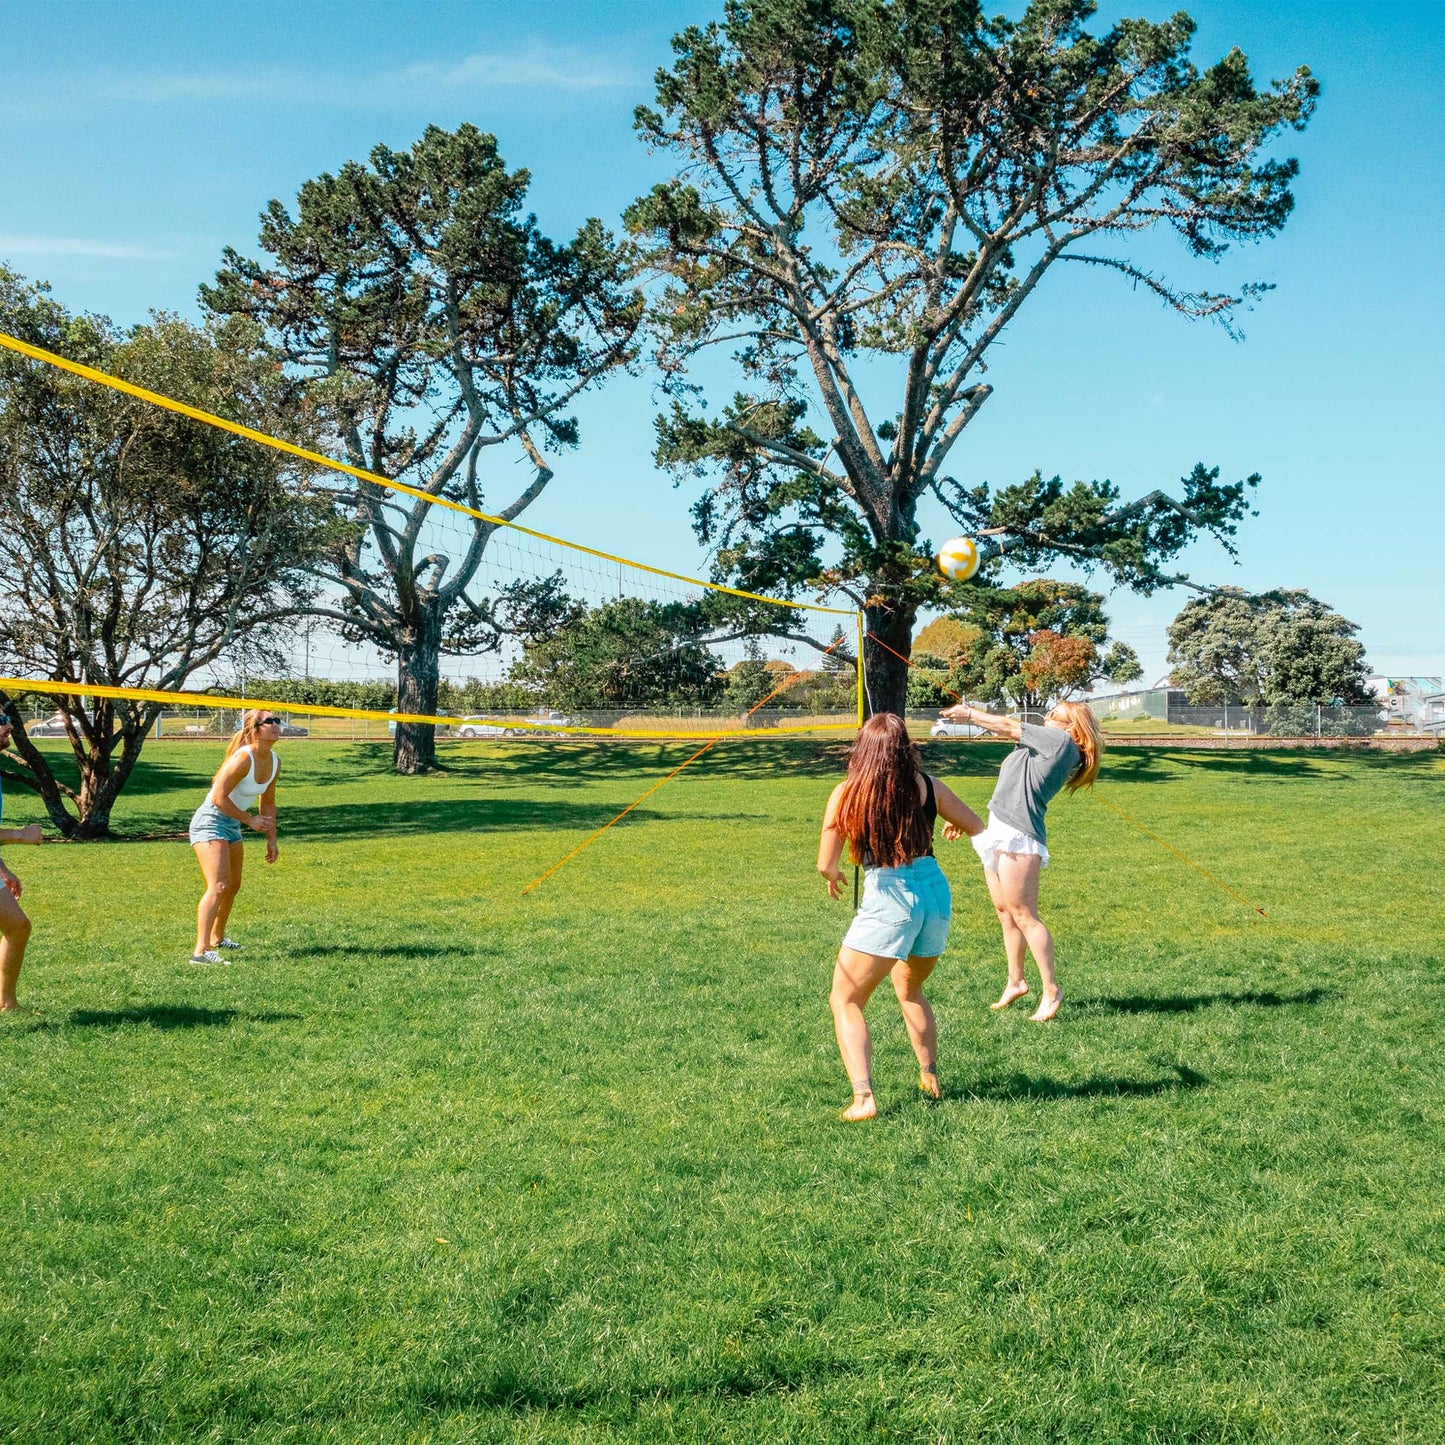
[1,0,1440,681]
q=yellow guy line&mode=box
[1089,791,1269,918]
[0,331,856,619]
[522,632,857,894]
[0,678,856,741]
[520,739,721,896]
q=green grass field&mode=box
[2,740,1441,1443]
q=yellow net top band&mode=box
[0,331,856,618]
[0,678,857,741]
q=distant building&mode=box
[1367,676,1443,728]
[1418,689,1445,734]
[1087,684,1188,725]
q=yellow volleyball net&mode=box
[0,332,863,742]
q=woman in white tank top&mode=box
[186,708,282,965]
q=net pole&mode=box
[855,610,866,726]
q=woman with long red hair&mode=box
[938,698,1103,1022]
[818,712,984,1120]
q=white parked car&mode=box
[521,712,576,735]
[929,717,986,740]
[455,716,510,739]
[26,711,69,737]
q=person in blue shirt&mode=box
[938,699,1102,1022]
[0,711,45,1012]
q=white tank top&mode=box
[227,746,277,811]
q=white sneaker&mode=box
[216,937,243,951]
[188,950,227,966]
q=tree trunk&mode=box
[74,718,152,838]
[0,701,159,839]
[862,591,918,719]
[393,602,444,774]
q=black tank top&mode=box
[862,774,937,869]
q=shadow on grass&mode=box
[1112,748,1441,782]
[291,943,485,960]
[409,1358,826,1416]
[55,1005,301,1030]
[1078,986,1338,1015]
[953,1062,1207,1102]
[278,797,665,841]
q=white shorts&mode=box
[972,811,1050,873]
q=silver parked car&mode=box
[521,712,576,736]
[929,717,986,740]
[455,716,510,739]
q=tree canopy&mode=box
[626,0,1316,712]
[0,269,331,837]
[509,596,726,711]
[204,124,643,771]
[1167,587,1372,707]
[909,578,1139,710]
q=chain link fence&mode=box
[1088,691,1415,739]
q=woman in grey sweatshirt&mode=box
[938,700,1102,1021]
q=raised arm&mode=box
[817,781,848,899]
[940,702,1021,741]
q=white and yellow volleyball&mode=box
[936,535,980,583]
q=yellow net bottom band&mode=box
[0,679,858,741]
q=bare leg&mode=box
[994,853,1061,1021]
[209,840,245,947]
[890,954,940,1096]
[983,867,1030,1009]
[830,945,899,1120]
[192,842,234,958]
[0,886,32,1011]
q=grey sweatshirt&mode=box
[987,723,1080,845]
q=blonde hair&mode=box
[1050,700,1103,791]
[224,708,270,759]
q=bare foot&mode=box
[1,1001,25,1014]
[1030,987,1062,1023]
[840,1092,877,1122]
[991,980,1030,1011]
[918,1067,941,1100]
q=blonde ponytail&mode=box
[1052,700,1103,791]
[224,708,267,759]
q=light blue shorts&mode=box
[841,855,952,961]
[189,801,242,846]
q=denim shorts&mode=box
[841,854,952,961]
[189,801,242,846]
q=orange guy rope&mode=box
[863,629,1268,918]
[522,636,854,895]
